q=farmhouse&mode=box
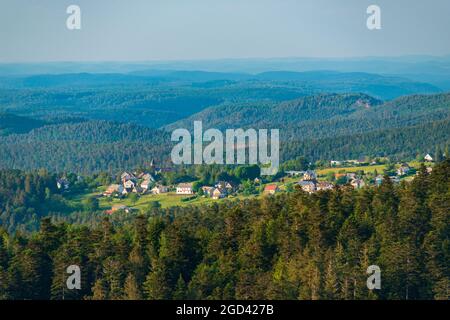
[140,179,152,191]
[121,171,136,183]
[176,183,194,195]
[201,186,215,197]
[297,180,316,193]
[424,154,433,162]
[303,170,317,181]
[263,184,279,195]
[215,181,235,193]
[212,188,226,199]
[103,184,125,196]
[152,185,168,194]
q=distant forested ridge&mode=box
[0,159,448,300]
[0,121,170,174]
[282,119,450,162]
[168,92,450,138]
[0,70,442,128]
[0,92,449,173]
[0,68,448,174]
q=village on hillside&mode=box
[56,154,437,214]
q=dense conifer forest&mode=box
[0,159,448,300]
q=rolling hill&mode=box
[0,92,448,173]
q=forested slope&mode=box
[0,121,170,174]
[0,159,448,300]
[0,93,449,173]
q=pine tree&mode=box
[91,278,108,300]
[173,274,187,300]
[435,146,443,163]
[123,273,142,300]
[323,254,339,299]
[143,260,170,300]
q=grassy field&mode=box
[316,164,387,175]
[316,161,424,176]
[99,192,218,210]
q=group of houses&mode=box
[176,181,237,200]
[102,170,240,201]
[201,181,236,199]
[296,170,335,193]
[103,171,168,197]
[263,170,335,195]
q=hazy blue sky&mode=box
[1,0,449,62]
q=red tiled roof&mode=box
[265,184,278,191]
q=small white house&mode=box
[152,185,168,194]
[424,154,433,162]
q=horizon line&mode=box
[1,54,450,65]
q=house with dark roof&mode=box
[297,180,316,193]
